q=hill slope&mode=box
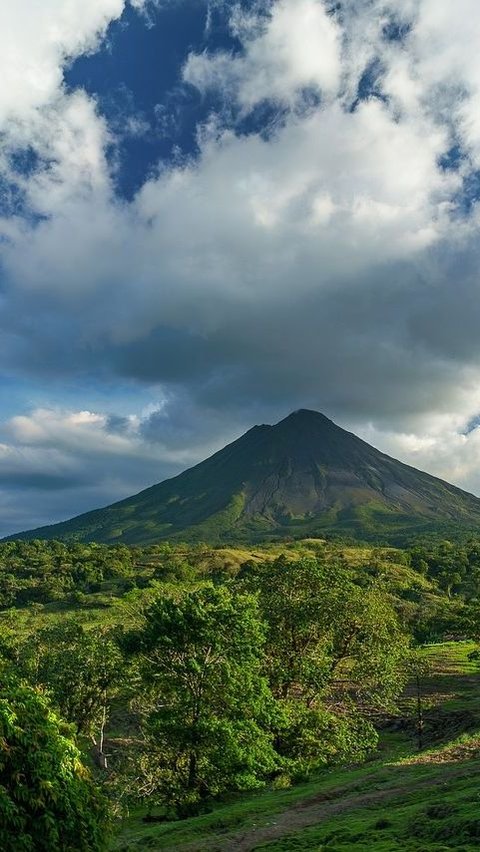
[113,641,480,852]
[7,409,480,544]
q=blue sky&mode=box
[65,1,233,199]
[2,0,480,535]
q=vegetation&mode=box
[13,621,123,769]
[0,673,109,851]
[113,641,480,850]
[1,534,480,849]
[129,585,279,815]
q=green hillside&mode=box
[7,410,480,546]
[114,641,480,851]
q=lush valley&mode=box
[2,535,480,849]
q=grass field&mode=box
[113,642,480,851]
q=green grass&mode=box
[112,642,480,851]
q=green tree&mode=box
[242,556,408,770]
[19,621,122,769]
[245,556,407,706]
[0,675,109,851]
[132,584,278,815]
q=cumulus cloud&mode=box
[184,0,341,109]
[357,412,480,502]
[3,0,480,530]
[0,0,125,124]
[0,0,132,212]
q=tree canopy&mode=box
[131,584,279,814]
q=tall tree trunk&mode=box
[416,674,424,751]
[187,750,197,791]
[92,698,108,770]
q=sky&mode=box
[3,0,480,535]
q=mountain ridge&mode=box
[7,409,480,545]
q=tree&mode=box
[244,556,407,706]
[132,584,278,815]
[241,556,409,770]
[18,621,123,769]
[407,649,432,751]
[0,674,109,851]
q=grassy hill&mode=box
[113,641,480,851]
[8,410,480,546]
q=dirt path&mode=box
[225,783,410,851]
[181,763,472,852]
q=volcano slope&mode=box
[8,409,480,545]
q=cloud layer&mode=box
[3,0,480,531]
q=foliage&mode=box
[111,640,480,851]
[409,538,480,600]
[16,620,123,737]
[240,555,409,770]
[0,540,137,609]
[274,700,378,774]
[0,674,109,851]
[0,535,475,838]
[130,584,279,814]
[6,619,125,773]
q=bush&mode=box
[0,676,109,851]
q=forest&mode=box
[1,537,480,850]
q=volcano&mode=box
[8,409,480,545]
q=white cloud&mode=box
[0,0,125,124]
[357,410,480,501]
[3,96,454,337]
[185,0,341,109]
[0,0,133,258]
[3,406,204,465]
